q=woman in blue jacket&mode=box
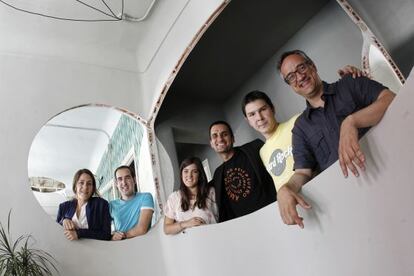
[56,169,111,241]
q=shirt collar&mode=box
[304,81,335,118]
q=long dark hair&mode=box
[179,157,209,212]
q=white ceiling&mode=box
[0,0,190,72]
[5,0,125,20]
[28,106,122,195]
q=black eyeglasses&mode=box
[284,62,311,85]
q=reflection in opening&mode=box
[28,105,160,226]
[30,176,66,193]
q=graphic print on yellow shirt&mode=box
[260,114,299,191]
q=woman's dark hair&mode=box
[179,157,209,212]
[72,168,98,199]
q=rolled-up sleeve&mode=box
[345,76,387,106]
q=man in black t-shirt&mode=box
[209,120,276,222]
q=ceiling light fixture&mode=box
[0,0,157,22]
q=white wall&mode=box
[1,1,413,276]
[0,0,225,275]
[0,53,168,275]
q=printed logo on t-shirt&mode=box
[224,167,251,202]
[267,146,292,176]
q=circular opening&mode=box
[28,104,161,240]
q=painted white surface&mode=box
[0,0,183,72]
[0,1,224,275]
[0,1,413,276]
[0,52,168,275]
[369,44,403,93]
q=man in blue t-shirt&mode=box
[276,50,395,229]
[110,166,154,240]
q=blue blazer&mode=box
[56,197,111,240]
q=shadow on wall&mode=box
[392,33,414,78]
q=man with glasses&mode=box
[275,49,395,228]
[241,67,366,194]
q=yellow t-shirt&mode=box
[260,114,299,191]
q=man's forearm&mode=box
[345,89,395,129]
[125,225,148,239]
[125,210,153,239]
[285,170,312,193]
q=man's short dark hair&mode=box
[277,49,315,72]
[208,121,234,139]
[242,90,275,117]
[114,165,135,180]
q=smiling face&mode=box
[245,99,277,139]
[181,163,200,190]
[75,173,94,202]
[209,123,234,154]
[115,168,136,200]
[280,54,323,101]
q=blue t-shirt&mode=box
[110,193,154,232]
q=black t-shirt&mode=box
[221,149,266,219]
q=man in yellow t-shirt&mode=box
[242,91,299,191]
